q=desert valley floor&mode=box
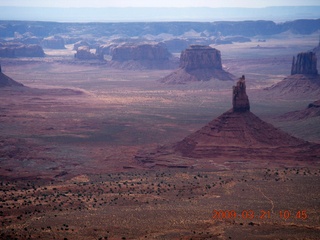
[0,33,320,239]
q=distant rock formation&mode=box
[74,46,102,60]
[112,43,171,61]
[264,51,320,98]
[0,43,45,58]
[291,52,318,75]
[0,65,24,87]
[264,74,320,98]
[135,76,320,168]
[73,41,90,51]
[180,45,222,70]
[41,36,65,49]
[109,43,177,70]
[160,45,234,84]
[233,75,250,112]
[96,43,119,56]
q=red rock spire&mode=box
[232,75,250,112]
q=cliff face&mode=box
[291,52,318,75]
[111,43,171,62]
[180,45,222,70]
[232,75,250,112]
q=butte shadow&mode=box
[159,45,235,84]
[135,76,320,170]
[0,65,24,88]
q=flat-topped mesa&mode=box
[233,75,250,112]
[111,43,171,62]
[291,52,318,75]
[180,45,222,71]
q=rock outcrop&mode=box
[232,75,250,112]
[109,43,177,70]
[74,46,101,60]
[112,43,171,61]
[0,65,24,87]
[291,52,318,75]
[41,36,65,49]
[160,45,234,84]
[0,43,45,58]
[264,51,320,98]
[135,77,320,169]
[179,45,222,70]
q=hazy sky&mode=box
[1,0,320,8]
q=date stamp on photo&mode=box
[212,210,308,220]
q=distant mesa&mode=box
[159,45,235,84]
[109,43,177,70]
[41,36,65,49]
[74,46,102,60]
[0,65,24,87]
[0,42,45,58]
[112,43,171,62]
[265,51,320,98]
[135,77,320,169]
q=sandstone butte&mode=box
[160,45,234,84]
[265,51,320,97]
[109,42,176,70]
[135,76,320,169]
